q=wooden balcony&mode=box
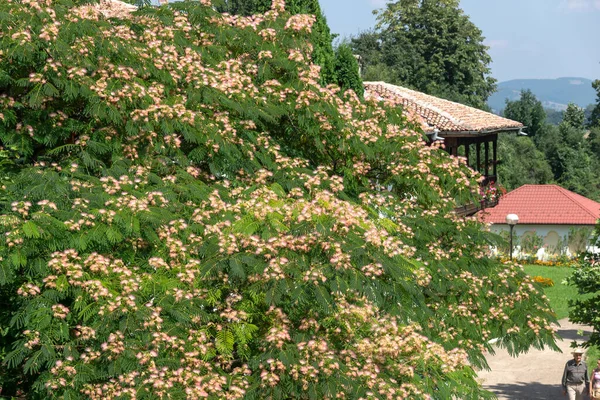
[454,198,499,217]
[454,177,500,217]
[441,133,506,218]
[480,175,497,187]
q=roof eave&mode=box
[439,127,523,137]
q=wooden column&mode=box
[476,142,481,174]
[445,138,458,156]
[484,140,489,178]
[493,135,498,178]
[465,143,470,168]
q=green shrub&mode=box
[335,43,363,98]
[568,227,593,255]
[520,231,544,255]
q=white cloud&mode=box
[484,39,509,50]
[561,0,600,11]
[369,0,387,7]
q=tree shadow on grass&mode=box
[484,381,565,400]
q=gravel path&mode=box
[477,318,593,400]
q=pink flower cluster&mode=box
[284,14,316,33]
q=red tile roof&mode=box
[364,82,524,135]
[478,184,600,225]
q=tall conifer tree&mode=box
[219,0,338,85]
[334,43,363,97]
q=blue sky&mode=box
[319,0,600,82]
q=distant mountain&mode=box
[487,77,596,114]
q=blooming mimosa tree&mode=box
[0,0,557,398]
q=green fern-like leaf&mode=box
[215,329,234,355]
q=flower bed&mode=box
[497,257,573,267]
[531,276,555,287]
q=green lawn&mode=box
[522,264,576,320]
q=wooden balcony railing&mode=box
[454,198,499,217]
[454,177,500,217]
[480,175,497,187]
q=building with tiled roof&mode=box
[82,0,137,18]
[478,184,600,255]
[364,82,524,135]
[479,184,600,225]
[364,82,524,188]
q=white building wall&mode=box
[490,224,574,240]
[490,224,597,258]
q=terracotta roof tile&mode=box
[478,184,600,225]
[364,82,523,134]
[82,0,136,18]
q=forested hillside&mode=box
[494,88,600,199]
[488,77,596,113]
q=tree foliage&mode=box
[547,105,600,198]
[567,230,600,346]
[351,0,496,109]
[590,79,600,128]
[496,135,553,191]
[503,90,546,138]
[545,108,564,126]
[334,43,363,97]
[214,0,272,15]
[589,126,600,160]
[500,91,600,199]
[498,91,554,191]
[562,103,586,131]
[217,0,338,85]
[0,0,557,398]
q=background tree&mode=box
[498,91,554,190]
[503,90,547,138]
[585,78,600,195]
[545,108,564,125]
[498,92,600,198]
[214,0,272,15]
[543,105,593,127]
[584,103,595,126]
[334,43,363,97]
[588,126,600,160]
[348,30,396,83]
[351,0,496,109]
[590,79,600,127]
[497,135,553,191]
[562,103,586,131]
[0,0,557,398]
[555,148,598,198]
[538,104,600,199]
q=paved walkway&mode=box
[477,318,593,400]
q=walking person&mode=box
[590,359,600,399]
[562,347,589,399]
